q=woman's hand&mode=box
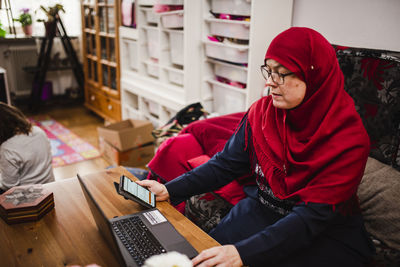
[136,179,170,201]
[192,245,243,267]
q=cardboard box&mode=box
[99,137,155,167]
[97,119,154,151]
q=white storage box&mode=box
[157,0,183,4]
[138,0,156,5]
[165,67,184,86]
[143,7,159,24]
[168,30,184,65]
[145,115,160,129]
[125,106,142,120]
[212,59,247,84]
[209,79,246,115]
[160,10,184,29]
[162,106,178,120]
[205,41,248,64]
[208,18,250,40]
[126,39,139,70]
[144,27,159,59]
[211,0,251,16]
[143,97,159,116]
[144,61,159,77]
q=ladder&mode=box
[29,14,84,110]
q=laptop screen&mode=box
[77,174,126,267]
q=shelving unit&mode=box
[119,0,293,127]
[201,0,293,114]
[81,0,121,121]
[119,0,202,128]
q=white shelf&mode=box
[120,0,293,124]
[201,0,293,115]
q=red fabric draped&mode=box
[247,27,370,205]
[147,113,248,213]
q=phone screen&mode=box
[122,176,155,207]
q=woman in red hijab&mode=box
[138,27,374,266]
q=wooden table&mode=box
[0,167,220,266]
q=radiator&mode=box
[2,45,38,97]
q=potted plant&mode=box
[0,21,6,38]
[36,4,65,36]
[13,8,33,36]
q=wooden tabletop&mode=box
[0,167,219,267]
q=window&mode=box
[0,0,81,37]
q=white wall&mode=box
[292,0,400,52]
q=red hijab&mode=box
[247,27,370,205]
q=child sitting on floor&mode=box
[0,102,54,194]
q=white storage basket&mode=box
[144,27,159,59]
[157,0,183,4]
[168,30,184,65]
[143,8,159,24]
[145,115,160,128]
[211,0,251,16]
[125,106,142,120]
[162,106,178,121]
[208,79,246,115]
[126,40,139,70]
[165,67,184,86]
[138,0,156,5]
[212,59,247,84]
[208,18,250,40]
[144,61,159,77]
[205,41,248,64]
[143,97,159,116]
[160,10,184,29]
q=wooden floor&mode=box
[25,103,111,181]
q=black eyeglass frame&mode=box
[260,65,294,85]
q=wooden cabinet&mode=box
[81,0,121,121]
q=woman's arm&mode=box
[165,119,251,205]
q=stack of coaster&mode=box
[0,185,54,224]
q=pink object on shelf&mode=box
[207,35,221,42]
[229,80,246,89]
[210,11,250,21]
[153,4,183,13]
[216,76,246,89]
[218,13,231,20]
[121,0,135,27]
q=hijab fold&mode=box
[247,27,370,205]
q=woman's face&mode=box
[265,59,307,109]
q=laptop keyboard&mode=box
[112,216,167,266]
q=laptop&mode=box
[77,174,198,267]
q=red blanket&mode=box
[147,112,247,213]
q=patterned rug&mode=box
[29,117,101,167]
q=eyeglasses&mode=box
[260,65,294,85]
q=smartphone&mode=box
[118,175,156,209]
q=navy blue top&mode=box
[165,118,372,265]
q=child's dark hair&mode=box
[0,102,32,145]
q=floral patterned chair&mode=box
[335,45,400,169]
[334,45,400,266]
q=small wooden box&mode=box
[0,185,54,224]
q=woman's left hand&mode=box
[192,245,243,267]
